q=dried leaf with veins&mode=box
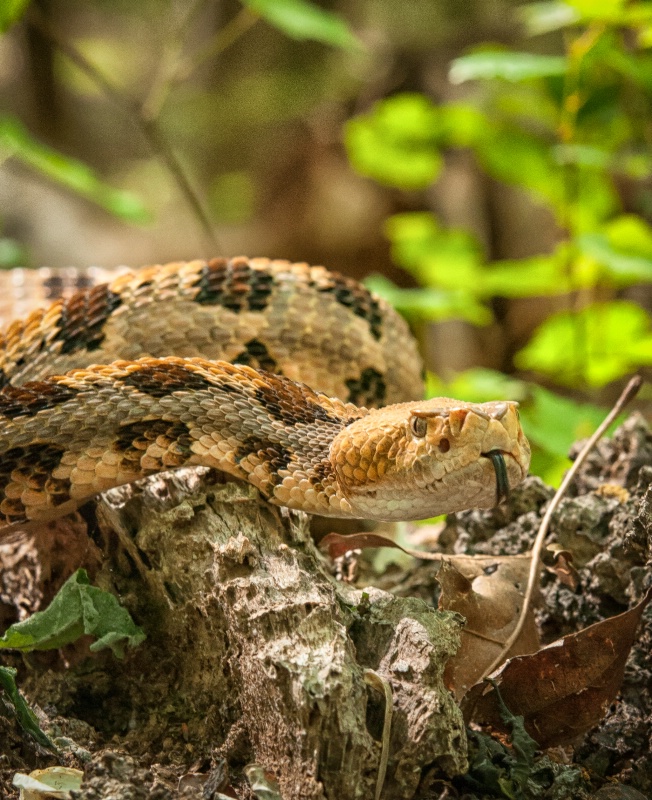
[462,587,652,747]
[437,557,540,699]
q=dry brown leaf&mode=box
[462,587,652,748]
[320,531,443,560]
[438,558,540,699]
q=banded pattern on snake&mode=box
[0,257,530,530]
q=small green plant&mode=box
[345,0,652,483]
[0,569,145,746]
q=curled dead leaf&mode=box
[319,531,444,561]
[462,587,652,748]
[438,557,540,699]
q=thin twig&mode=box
[364,670,393,800]
[479,375,643,681]
[174,7,260,86]
[26,6,219,254]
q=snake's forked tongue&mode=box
[486,450,509,505]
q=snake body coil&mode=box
[0,257,530,529]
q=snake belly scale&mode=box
[0,257,530,530]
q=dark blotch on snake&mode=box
[122,363,217,398]
[345,368,386,407]
[0,380,79,420]
[194,257,275,312]
[0,443,71,523]
[233,338,278,373]
[51,283,123,355]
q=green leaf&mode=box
[553,143,614,170]
[483,250,571,297]
[0,115,150,223]
[385,212,485,290]
[386,213,574,299]
[520,384,608,458]
[0,569,146,659]
[438,103,492,148]
[449,51,567,84]
[345,94,442,189]
[0,0,31,33]
[604,213,652,255]
[426,368,528,405]
[364,274,491,326]
[0,666,54,749]
[0,237,28,269]
[476,130,564,209]
[515,301,652,387]
[520,2,581,35]
[566,0,627,21]
[241,0,361,50]
[578,233,652,284]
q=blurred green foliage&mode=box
[242,0,362,49]
[345,0,652,483]
[0,0,359,229]
[0,114,150,223]
[1,0,649,488]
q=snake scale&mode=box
[0,257,530,530]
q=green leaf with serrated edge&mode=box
[0,115,150,223]
[515,301,652,387]
[241,0,361,50]
[0,0,31,33]
[345,95,442,189]
[450,51,567,84]
[0,569,145,659]
[0,666,54,749]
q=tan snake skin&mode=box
[0,257,530,529]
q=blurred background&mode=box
[0,0,651,483]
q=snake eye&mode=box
[410,415,428,438]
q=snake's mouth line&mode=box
[482,450,510,505]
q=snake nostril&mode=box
[438,437,450,453]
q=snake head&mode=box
[330,397,530,521]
